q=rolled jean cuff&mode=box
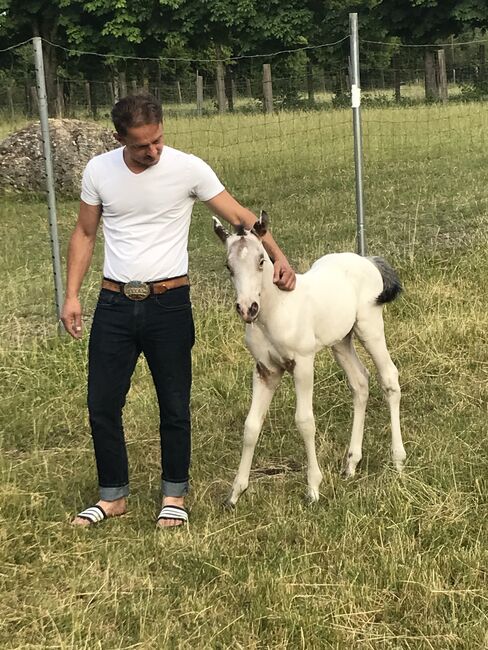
[99,484,129,501]
[162,479,189,497]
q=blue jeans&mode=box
[87,285,194,501]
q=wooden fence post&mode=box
[85,81,92,115]
[56,78,64,118]
[119,71,127,98]
[176,81,183,104]
[7,86,15,119]
[142,65,149,92]
[263,64,273,113]
[320,72,326,94]
[30,86,38,114]
[425,50,438,101]
[306,60,315,104]
[393,54,401,103]
[436,49,448,102]
[113,77,120,102]
[24,81,31,116]
[196,74,204,116]
[216,60,226,113]
[224,67,234,112]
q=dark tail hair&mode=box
[369,256,402,304]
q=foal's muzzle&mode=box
[236,301,260,323]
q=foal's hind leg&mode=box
[226,364,284,507]
[354,308,406,472]
[332,333,370,478]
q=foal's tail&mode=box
[369,256,402,304]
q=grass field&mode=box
[0,102,487,649]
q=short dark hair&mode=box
[111,93,163,136]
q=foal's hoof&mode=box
[341,465,356,479]
[393,459,405,474]
[341,455,361,479]
[222,495,237,510]
[305,488,320,504]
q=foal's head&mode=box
[213,211,271,324]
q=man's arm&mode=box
[61,200,102,338]
[205,190,296,291]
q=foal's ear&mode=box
[213,216,230,244]
[252,209,269,238]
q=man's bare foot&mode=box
[157,496,187,528]
[71,497,127,526]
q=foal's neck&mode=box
[258,256,285,318]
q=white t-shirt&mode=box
[81,145,225,282]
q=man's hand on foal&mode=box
[273,256,296,291]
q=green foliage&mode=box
[373,0,488,42]
[460,79,488,100]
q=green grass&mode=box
[0,103,487,649]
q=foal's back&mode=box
[296,253,384,349]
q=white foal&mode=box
[214,211,406,507]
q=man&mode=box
[62,93,295,528]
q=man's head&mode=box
[112,94,164,169]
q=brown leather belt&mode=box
[102,275,189,301]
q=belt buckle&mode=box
[123,280,150,301]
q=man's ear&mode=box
[213,216,230,244]
[113,132,124,144]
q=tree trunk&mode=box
[424,50,438,101]
[479,44,486,82]
[41,41,58,116]
[33,18,59,117]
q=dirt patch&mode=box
[251,458,302,477]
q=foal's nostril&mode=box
[236,303,241,314]
[249,302,259,317]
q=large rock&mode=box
[0,118,119,194]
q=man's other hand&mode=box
[61,297,83,339]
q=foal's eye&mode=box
[259,258,265,269]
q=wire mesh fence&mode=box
[1,33,487,199]
[1,34,487,118]
[1,31,487,326]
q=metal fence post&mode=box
[349,13,367,256]
[32,36,65,331]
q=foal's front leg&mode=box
[226,363,283,507]
[293,355,323,502]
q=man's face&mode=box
[116,122,164,169]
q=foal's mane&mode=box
[234,224,248,237]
